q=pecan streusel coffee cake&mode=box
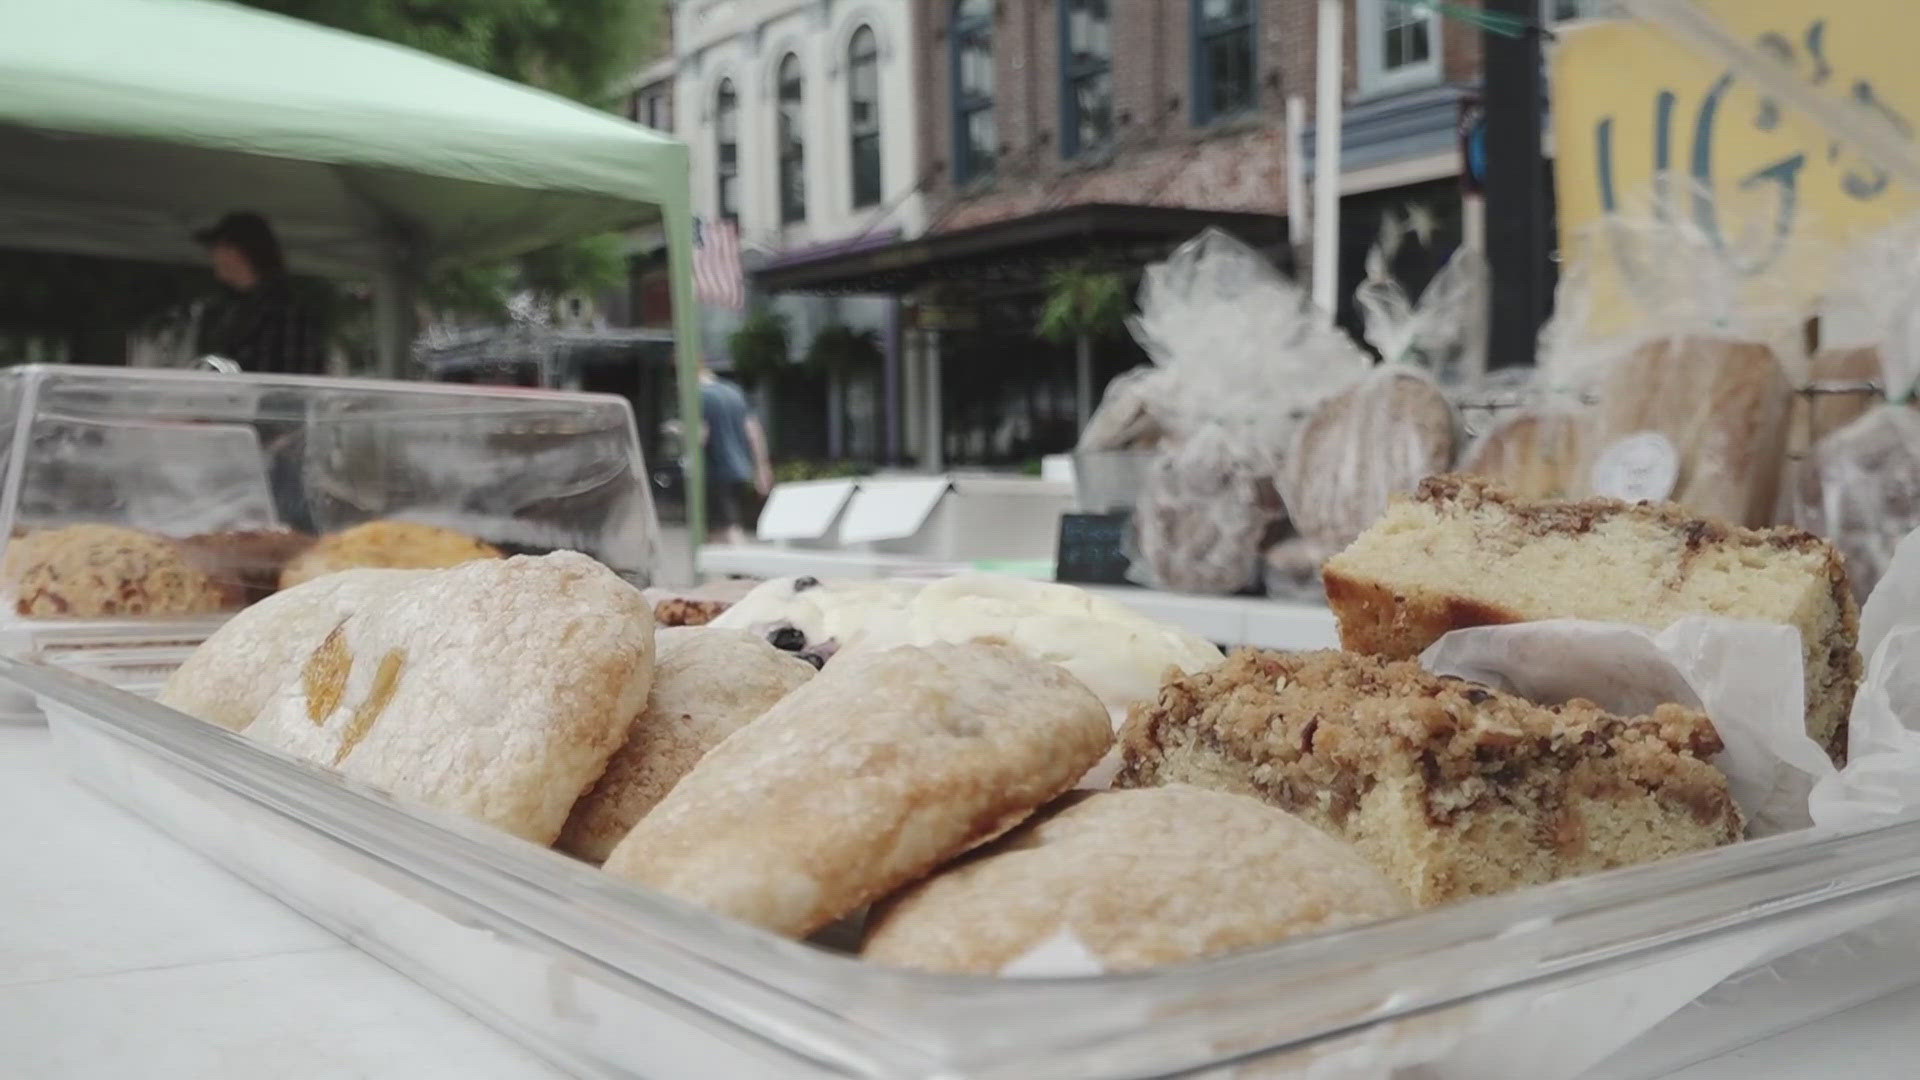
[1116,650,1743,906]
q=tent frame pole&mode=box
[662,154,705,583]
[371,260,417,378]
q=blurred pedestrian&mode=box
[192,211,325,375]
[699,362,773,544]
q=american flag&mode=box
[693,217,745,310]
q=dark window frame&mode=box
[848,25,882,209]
[715,78,740,223]
[951,0,997,184]
[1058,0,1113,159]
[1191,0,1257,125]
[776,53,807,226]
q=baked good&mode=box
[1116,650,1743,905]
[247,552,654,844]
[1280,369,1457,549]
[711,575,922,667]
[556,627,813,863]
[1263,536,1334,601]
[277,520,502,589]
[600,642,1112,937]
[652,595,731,627]
[159,568,428,732]
[1133,427,1284,594]
[1,524,231,618]
[1321,475,1861,757]
[1591,337,1790,527]
[1457,410,1590,499]
[176,528,316,603]
[861,785,1408,973]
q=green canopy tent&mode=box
[0,0,710,547]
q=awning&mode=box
[753,203,1290,296]
[0,0,712,559]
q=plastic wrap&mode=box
[1277,367,1458,551]
[1456,407,1592,500]
[1785,217,1920,597]
[1076,366,1169,453]
[1549,189,1808,526]
[1130,426,1285,595]
[1112,230,1371,594]
[1353,211,1489,387]
[1262,535,1334,602]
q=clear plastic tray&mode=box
[17,653,1920,1080]
[0,364,661,665]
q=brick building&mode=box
[756,1,1590,469]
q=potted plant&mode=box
[1036,264,1131,425]
[727,308,790,386]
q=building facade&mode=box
[668,0,926,466]
[751,0,1596,471]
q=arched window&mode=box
[847,26,882,209]
[951,0,996,183]
[1193,0,1255,123]
[714,79,739,223]
[777,54,807,226]
[1060,0,1112,157]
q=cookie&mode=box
[862,785,1409,973]
[556,627,813,863]
[160,568,428,732]
[1,524,232,618]
[277,520,502,590]
[600,642,1112,937]
[247,552,655,844]
[651,595,732,627]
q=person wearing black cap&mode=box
[192,212,326,376]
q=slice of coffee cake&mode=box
[1116,650,1743,906]
[1322,475,1860,759]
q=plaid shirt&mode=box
[194,278,326,375]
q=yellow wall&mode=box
[1553,3,1920,329]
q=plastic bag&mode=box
[1117,230,1370,593]
[1354,208,1490,387]
[1793,405,1920,603]
[1263,535,1335,602]
[1549,186,1807,525]
[1455,407,1591,500]
[1277,367,1458,551]
[1076,365,1170,452]
[1130,426,1284,595]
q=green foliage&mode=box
[728,309,790,385]
[803,324,882,376]
[243,0,663,105]
[1036,265,1131,345]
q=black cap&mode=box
[193,211,274,248]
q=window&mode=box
[1545,0,1586,20]
[951,0,996,183]
[1359,0,1441,94]
[715,79,739,222]
[777,54,807,226]
[848,26,882,209]
[1060,0,1113,157]
[1193,0,1255,123]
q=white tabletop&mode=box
[7,717,1919,1080]
[0,725,564,1080]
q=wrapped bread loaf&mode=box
[1278,368,1457,549]
[1132,428,1283,595]
[1794,405,1920,604]
[1457,409,1591,500]
[1590,337,1791,528]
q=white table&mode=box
[6,719,1917,1080]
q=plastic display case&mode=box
[14,652,1920,1080]
[0,364,661,672]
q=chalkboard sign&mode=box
[1055,512,1134,586]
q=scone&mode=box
[601,642,1112,938]
[556,627,813,863]
[278,520,502,589]
[1117,650,1744,905]
[1,524,232,618]
[247,553,654,844]
[1322,475,1861,757]
[862,785,1408,973]
[160,568,428,731]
